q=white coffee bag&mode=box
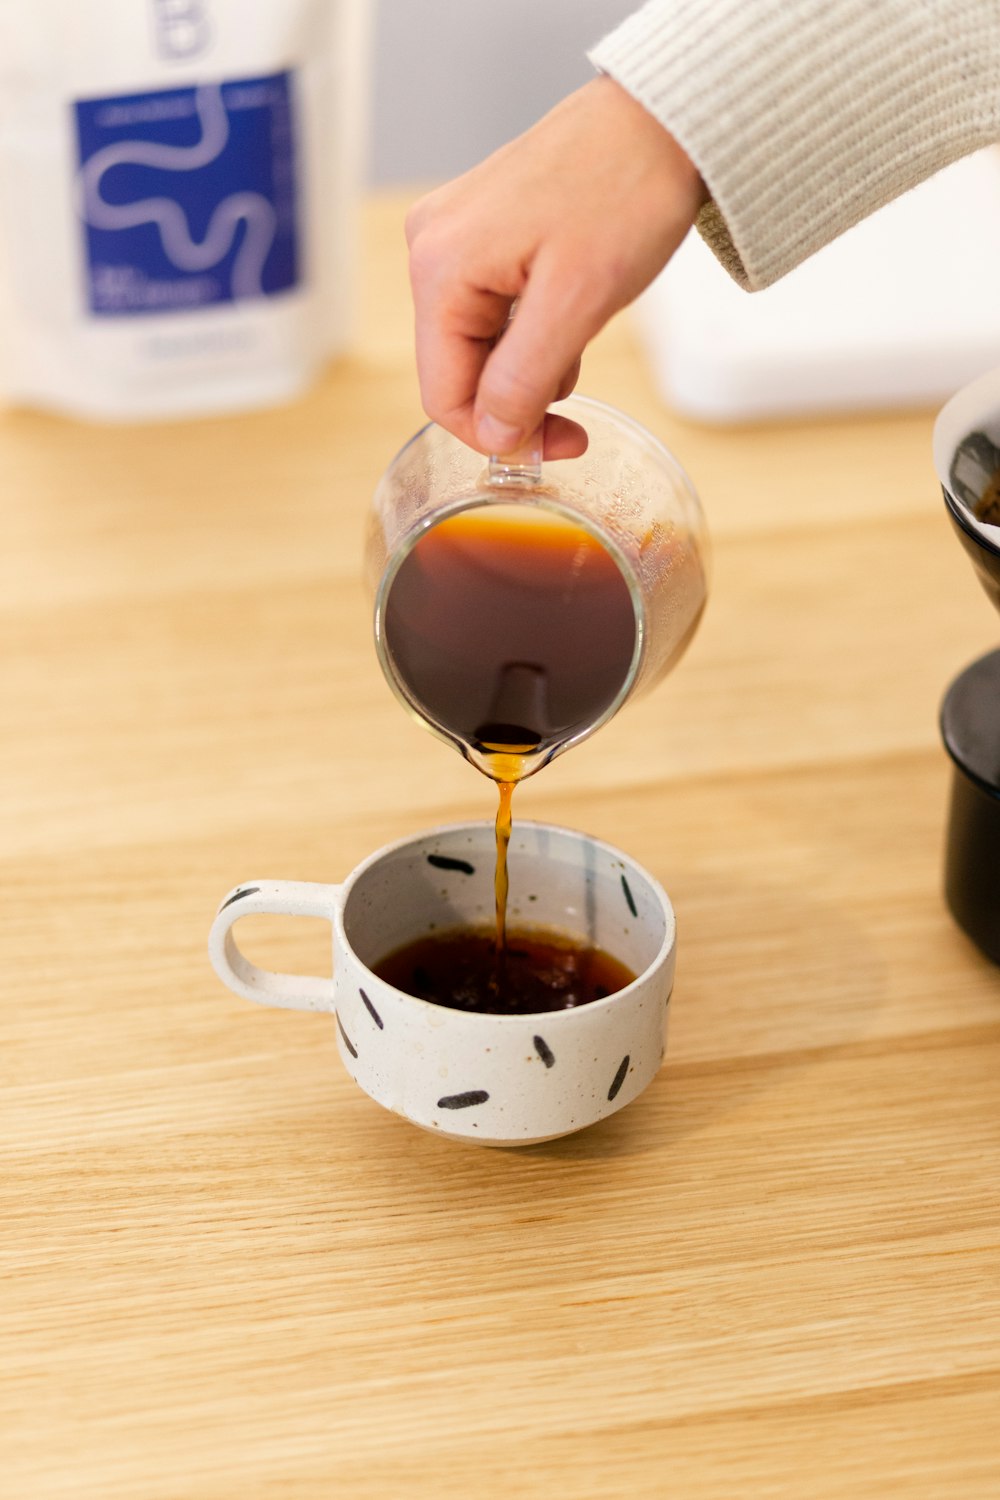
[0,0,368,419]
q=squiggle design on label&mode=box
[76,85,276,298]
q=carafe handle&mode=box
[487,298,543,488]
[488,437,542,489]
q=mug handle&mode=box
[208,881,340,1012]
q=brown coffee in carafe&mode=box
[382,507,638,778]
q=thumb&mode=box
[473,256,609,454]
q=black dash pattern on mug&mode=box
[336,1013,357,1059]
[437,1090,489,1109]
[533,1036,555,1068]
[426,853,476,875]
[620,874,638,919]
[359,988,383,1030]
[608,1054,630,1101]
[219,885,261,913]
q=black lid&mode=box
[941,648,1000,795]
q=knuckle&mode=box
[403,186,442,247]
[403,206,423,249]
[421,391,448,426]
[406,227,463,299]
[406,229,438,285]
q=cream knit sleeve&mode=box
[589,0,1000,290]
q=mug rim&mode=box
[333,818,676,1027]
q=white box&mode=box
[634,148,1000,423]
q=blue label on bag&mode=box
[74,72,298,316]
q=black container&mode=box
[935,374,1000,966]
[940,648,1000,964]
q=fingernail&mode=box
[477,414,523,454]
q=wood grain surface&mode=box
[3,195,999,1499]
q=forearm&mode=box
[590,0,1000,289]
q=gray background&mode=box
[367,0,636,184]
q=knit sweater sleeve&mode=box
[589,0,1000,290]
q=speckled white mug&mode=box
[208,821,676,1147]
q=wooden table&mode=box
[4,195,999,1499]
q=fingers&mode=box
[473,251,610,454]
[406,185,520,450]
[408,228,586,457]
[406,147,597,459]
[410,276,511,451]
[405,78,706,461]
[539,358,588,459]
[540,412,589,460]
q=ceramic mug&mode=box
[208,821,676,1146]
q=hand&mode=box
[405,75,706,459]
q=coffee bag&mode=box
[0,0,368,419]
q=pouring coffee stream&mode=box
[482,428,546,974]
[474,654,547,969]
[380,492,640,987]
[368,395,709,1007]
